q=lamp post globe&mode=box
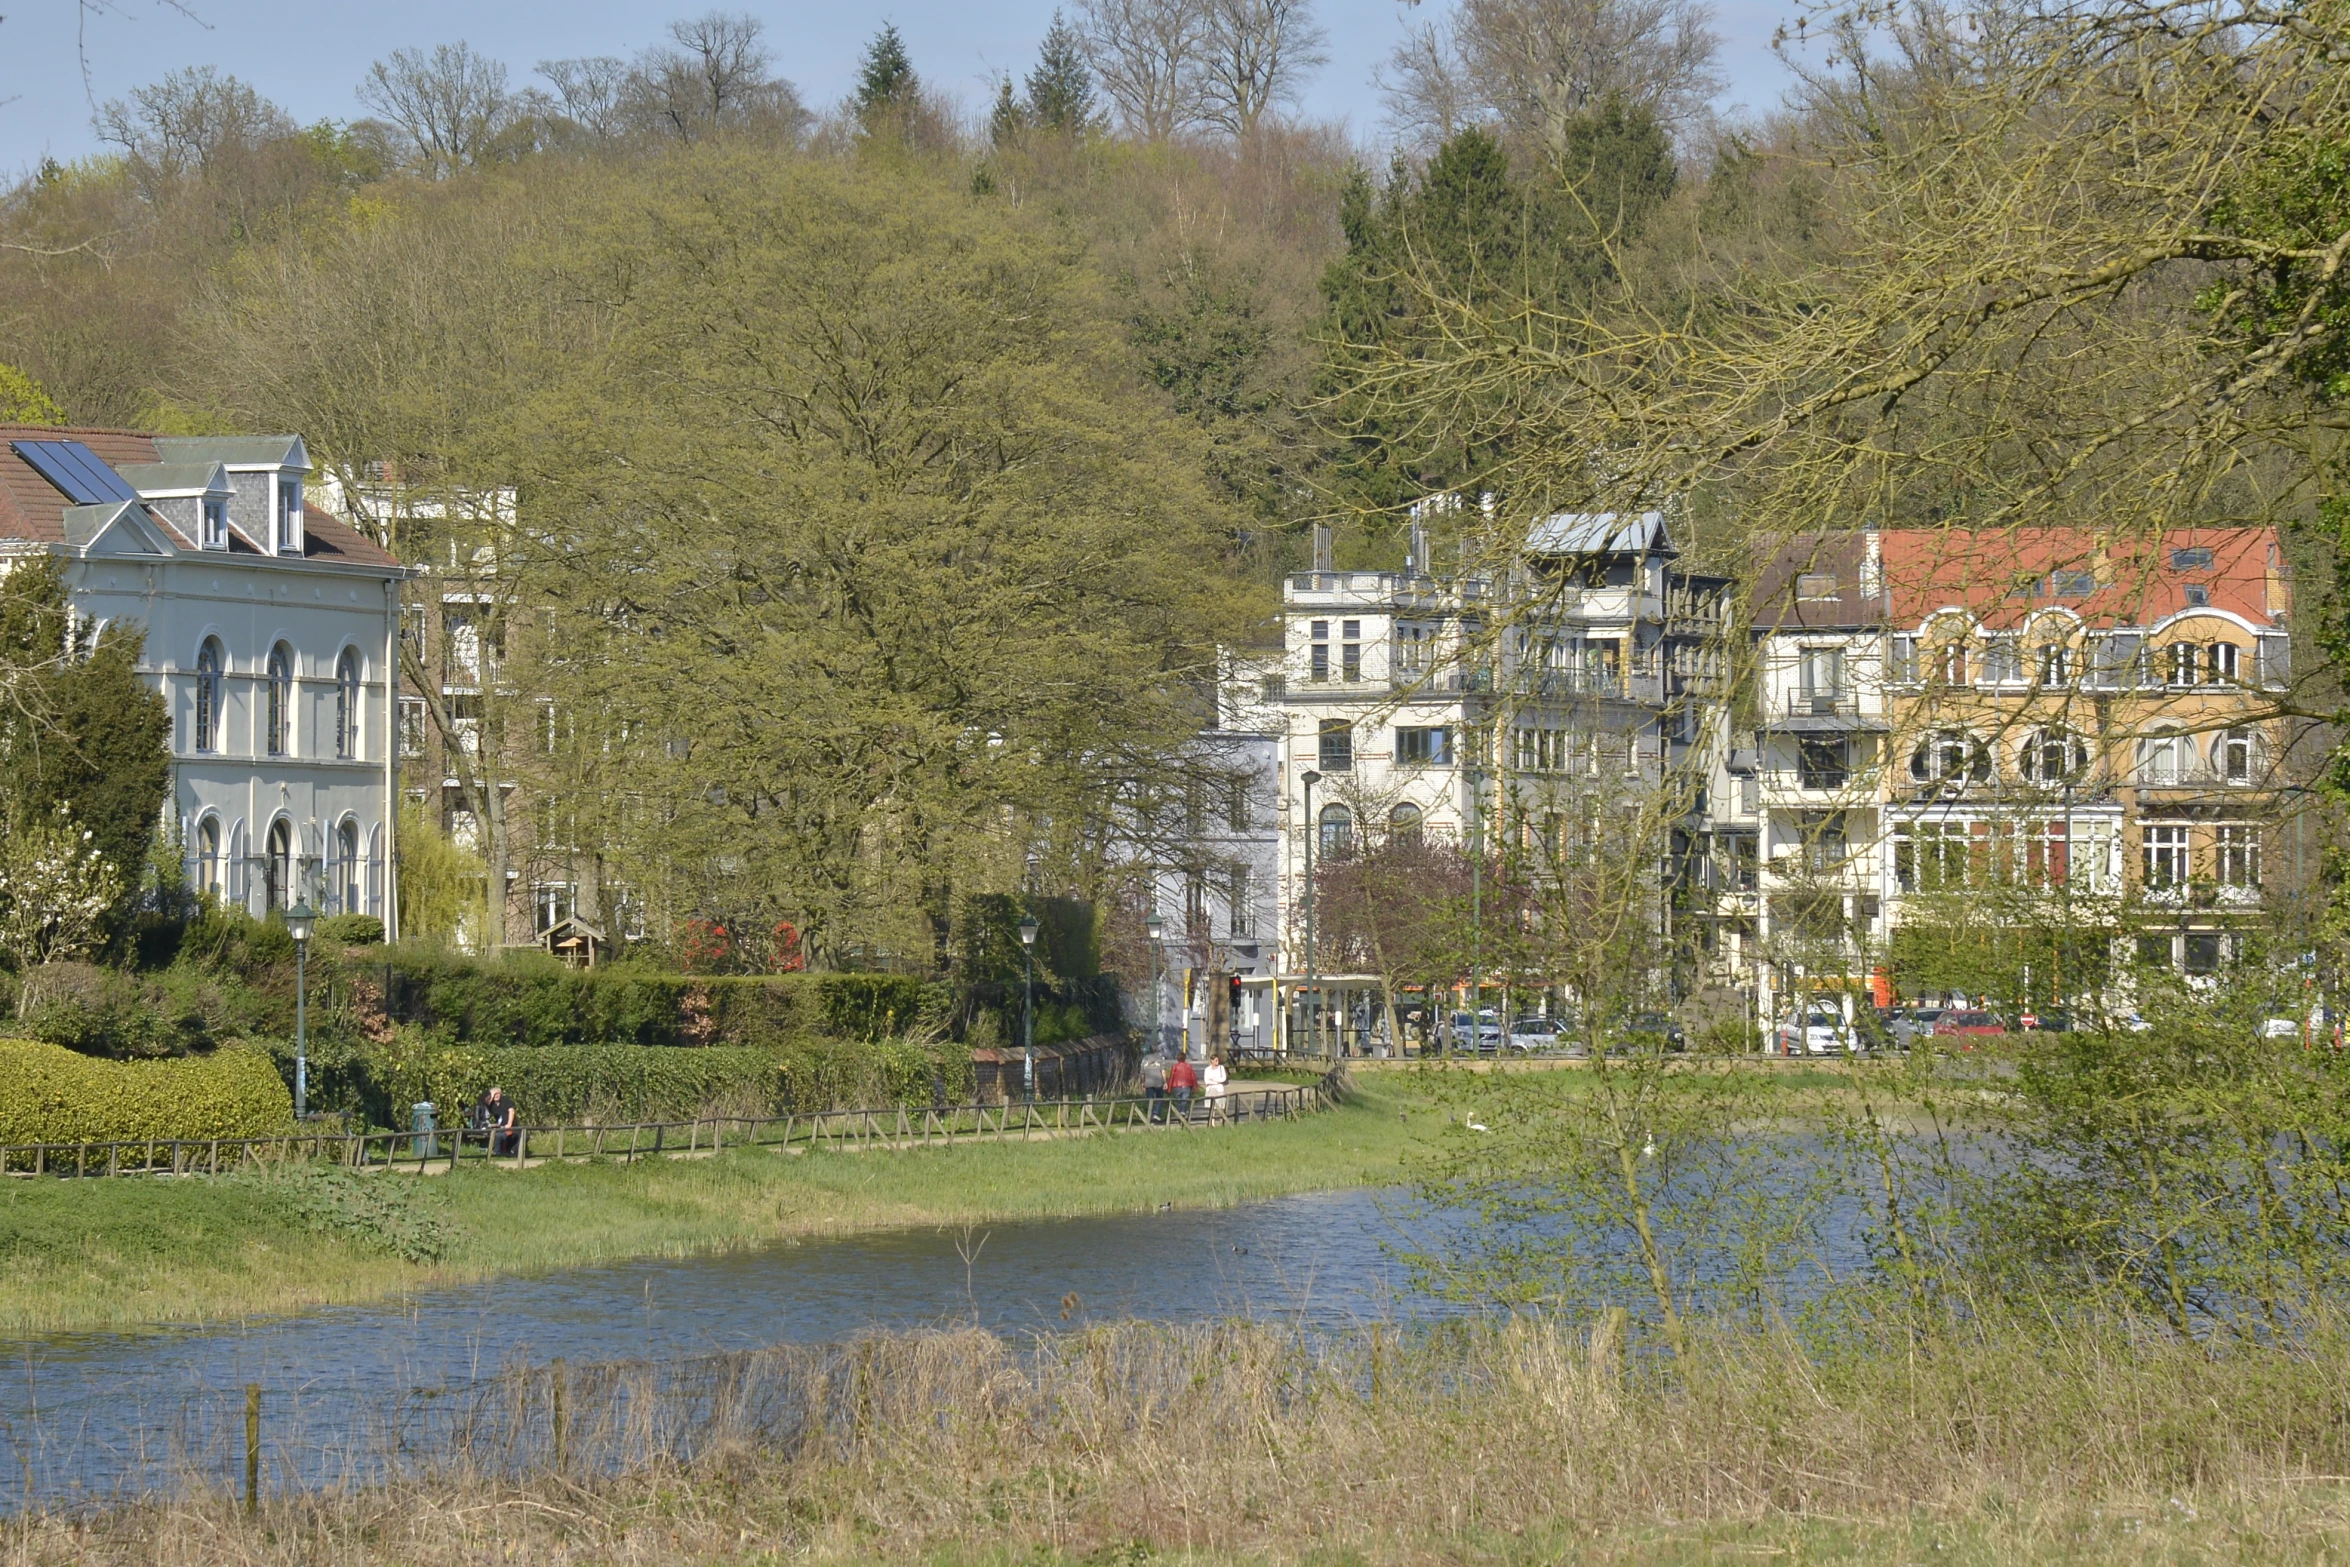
[1018,916,1040,1102]
[286,899,316,1119]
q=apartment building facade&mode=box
[1733,526,2301,1018]
[1268,513,1731,1044]
[0,428,410,925]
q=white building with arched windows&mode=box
[0,427,412,928]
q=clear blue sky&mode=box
[0,0,1805,177]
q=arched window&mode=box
[335,648,361,759]
[333,819,360,913]
[265,818,292,909]
[2020,727,2089,784]
[266,643,293,757]
[1318,803,1354,858]
[193,640,223,753]
[1909,729,1990,785]
[1389,802,1423,848]
[2168,641,2199,687]
[196,816,222,897]
[2137,728,2185,784]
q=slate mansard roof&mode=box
[0,425,400,571]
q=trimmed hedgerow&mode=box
[345,1035,976,1126]
[0,1039,292,1144]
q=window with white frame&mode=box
[2207,641,2240,684]
[1318,803,1354,857]
[195,816,223,896]
[1910,729,1990,785]
[2168,641,2199,686]
[2020,727,2088,784]
[193,639,223,753]
[1888,635,1919,683]
[1308,620,1329,682]
[2218,727,2258,783]
[201,494,227,549]
[1317,718,1352,772]
[1979,636,2022,685]
[2136,729,2185,784]
[2142,823,2190,888]
[265,643,293,756]
[1224,865,1252,935]
[2217,824,2261,887]
[2037,643,2072,686]
[534,881,576,935]
[275,474,302,553]
[1341,620,1362,682]
[398,697,427,758]
[1396,725,1452,766]
[334,648,362,759]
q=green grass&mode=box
[0,1078,1438,1337]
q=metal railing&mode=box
[0,1075,1349,1180]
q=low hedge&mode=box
[0,1039,293,1145]
[346,1036,977,1126]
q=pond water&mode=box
[2,1188,1434,1506]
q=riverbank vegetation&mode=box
[0,1076,1429,1336]
[16,1314,2350,1564]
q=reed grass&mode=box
[0,1080,1435,1337]
[11,1312,2349,1564]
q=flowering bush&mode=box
[0,804,122,974]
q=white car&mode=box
[1505,1017,1562,1052]
[1775,1009,1856,1055]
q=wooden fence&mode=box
[0,1070,1348,1180]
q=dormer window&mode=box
[201,495,228,550]
[275,475,303,554]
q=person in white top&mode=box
[1203,1054,1229,1119]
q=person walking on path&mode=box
[1167,1054,1199,1120]
[1203,1053,1229,1121]
[1141,1052,1169,1122]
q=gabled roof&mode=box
[114,461,231,497]
[1525,510,1675,558]
[0,424,397,569]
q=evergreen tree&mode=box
[990,79,1029,147]
[853,23,919,128]
[1314,114,1674,526]
[0,555,171,933]
[1024,12,1099,134]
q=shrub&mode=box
[15,961,227,1058]
[315,914,384,946]
[0,1038,292,1144]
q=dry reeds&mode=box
[11,1312,2350,1563]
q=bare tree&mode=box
[1197,0,1327,142]
[1076,0,1209,141]
[535,56,632,146]
[628,11,809,144]
[96,66,293,189]
[356,41,521,177]
[1384,0,1720,159]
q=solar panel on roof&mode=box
[12,440,137,506]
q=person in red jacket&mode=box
[1166,1054,1199,1119]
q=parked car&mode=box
[1933,1010,2007,1039]
[1775,1009,1856,1055]
[1504,1016,1562,1052]
[1446,1010,1503,1051]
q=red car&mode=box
[1933,1010,2007,1038]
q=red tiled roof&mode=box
[0,424,400,570]
[1881,527,2286,630]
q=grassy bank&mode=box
[0,1078,1434,1338]
[14,1314,2350,1564]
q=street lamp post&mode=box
[285,899,316,1119]
[1301,768,1323,1061]
[1144,913,1164,1057]
[1018,915,1040,1101]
